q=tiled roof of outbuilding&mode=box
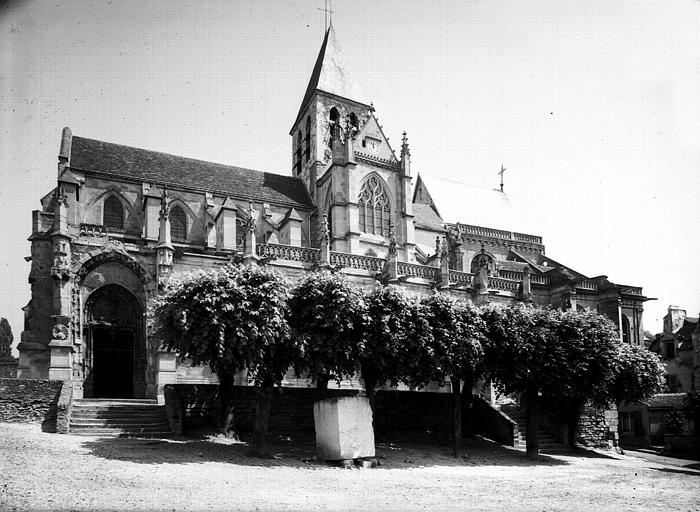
[645,393,687,409]
[69,136,313,208]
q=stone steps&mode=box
[502,406,567,451]
[69,398,171,438]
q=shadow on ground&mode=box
[78,431,584,469]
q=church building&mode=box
[18,25,650,404]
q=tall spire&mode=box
[294,23,367,127]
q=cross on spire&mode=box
[317,0,333,31]
[497,164,507,192]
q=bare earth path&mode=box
[1,423,698,512]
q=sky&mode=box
[1,0,699,354]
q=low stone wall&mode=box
[576,405,618,449]
[165,384,457,436]
[0,378,63,432]
[0,360,18,378]
[472,396,517,446]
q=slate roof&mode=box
[293,24,369,129]
[645,393,687,409]
[412,203,444,231]
[69,136,313,208]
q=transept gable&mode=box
[354,114,399,167]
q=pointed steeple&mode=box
[294,24,367,127]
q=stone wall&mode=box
[166,384,457,437]
[0,359,18,378]
[0,378,63,432]
[576,404,619,448]
[472,396,518,446]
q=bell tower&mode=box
[290,23,372,203]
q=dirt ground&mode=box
[1,423,698,512]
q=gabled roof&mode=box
[413,174,529,234]
[69,136,313,208]
[293,24,369,128]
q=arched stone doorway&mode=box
[84,284,142,398]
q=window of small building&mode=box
[170,205,187,241]
[103,195,124,230]
[358,176,391,237]
[666,341,676,359]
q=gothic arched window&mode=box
[170,205,187,241]
[621,314,631,344]
[236,218,245,250]
[358,176,391,237]
[304,116,311,163]
[295,130,303,174]
[470,252,493,274]
[103,195,124,230]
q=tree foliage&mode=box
[361,286,417,404]
[153,264,295,385]
[609,342,665,404]
[288,271,368,388]
[152,264,296,454]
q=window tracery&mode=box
[358,176,391,237]
[103,195,124,230]
[170,205,187,241]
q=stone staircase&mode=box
[69,398,172,437]
[501,405,567,452]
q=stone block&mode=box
[313,396,375,461]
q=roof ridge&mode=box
[71,135,296,181]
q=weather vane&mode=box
[317,0,333,31]
[497,164,507,192]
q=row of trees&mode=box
[153,265,665,458]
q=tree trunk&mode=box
[451,377,462,458]
[316,375,330,401]
[218,373,237,439]
[526,385,540,459]
[251,380,274,457]
[461,381,474,436]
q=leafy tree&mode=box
[288,271,368,393]
[608,342,665,405]
[541,310,621,447]
[482,303,560,459]
[0,318,14,360]
[360,285,417,414]
[153,264,296,456]
[404,293,485,457]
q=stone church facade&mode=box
[18,25,650,403]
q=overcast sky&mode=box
[2,0,699,353]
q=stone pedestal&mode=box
[313,396,375,461]
[47,339,73,381]
[156,351,177,405]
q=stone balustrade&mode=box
[256,243,319,263]
[497,269,521,281]
[79,223,108,237]
[397,262,439,281]
[330,252,385,272]
[454,223,543,245]
[448,270,473,286]
[488,276,519,293]
[530,274,550,286]
[619,286,643,296]
[576,279,598,291]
